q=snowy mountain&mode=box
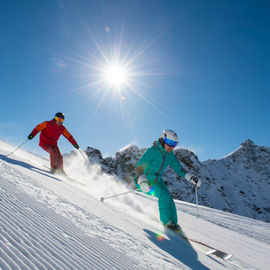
[1,140,270,269]
[82,139,270,223]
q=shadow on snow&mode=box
[0,154,61,182]
[144,229,210,270]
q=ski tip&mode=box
[223,254,233,260]
[212,250,233,260]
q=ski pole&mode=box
[6,139,28,157]
[100,190,136,202]
[78,149,91,165]
[195,185,199,217]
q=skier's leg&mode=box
[154,181,178,225]
[54,146,63,170]
[40,145,61,171]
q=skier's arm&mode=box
[28,121,47,139]
[135,148,154,173]
[62,128,79,149]
[170,155,186,178]
[170,156,201,187]
[134,147,154,182]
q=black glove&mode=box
[28,134,34,140]
[74,144,79,149]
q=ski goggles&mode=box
[55,116,64,123]
[164,137,178,148]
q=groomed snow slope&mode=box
[0,140,270,270]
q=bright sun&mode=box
[104,65,127,88]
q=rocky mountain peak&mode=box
[85,146,103,161]
[241,139,255,146]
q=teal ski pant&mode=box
[136,178,178,224]
[152,180,178,225]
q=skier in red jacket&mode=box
[28,112,79,175]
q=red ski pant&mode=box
[40,145,63,170]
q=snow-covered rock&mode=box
[201,139,270,222]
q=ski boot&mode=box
[164,221,184,236]
[51,167,68,177]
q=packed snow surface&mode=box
[0,140,270,269]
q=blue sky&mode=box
[1,0,269,161]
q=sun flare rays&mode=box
[63,26,170,123]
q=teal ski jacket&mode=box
[135,140,186,184]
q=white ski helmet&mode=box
[161,129,178,147]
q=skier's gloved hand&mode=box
[28,134,34,140]
[138,174,151,193]
[73,144,79,149]
[185,173,201,188]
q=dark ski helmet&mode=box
[55,112,65,120]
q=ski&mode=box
[181,234,232,260]
[165,228,232,260]
[42,165,81,184]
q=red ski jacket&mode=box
[29,119,77,147]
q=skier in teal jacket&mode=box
[134,129,201,231]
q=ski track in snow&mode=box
[1,141,270,270]
[0,157,191,270]
[0,178,142,270]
